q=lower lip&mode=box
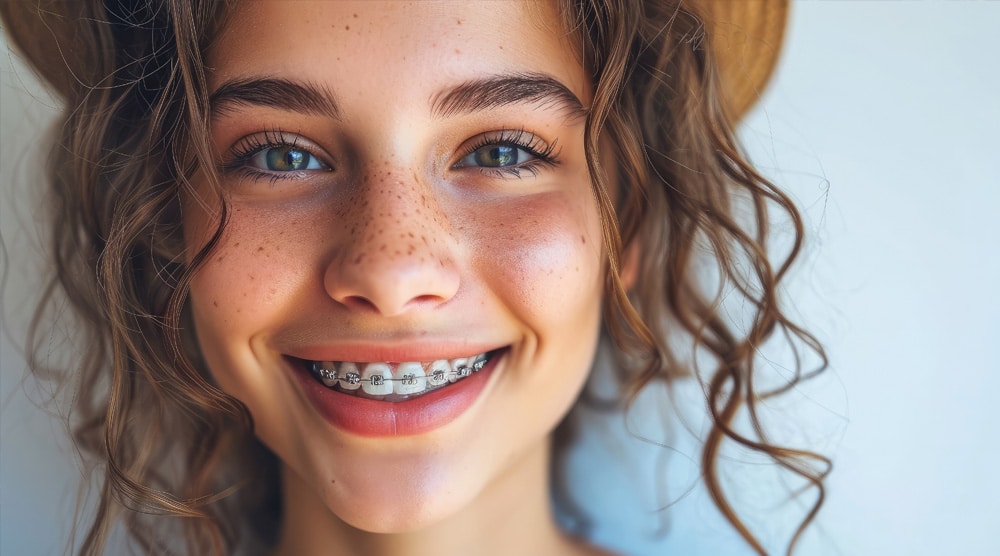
[291,352,503,437]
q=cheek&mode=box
[195,224,296,314]
[470,191,603,322]
[184,201,316,385]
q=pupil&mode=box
[477,145,517,167]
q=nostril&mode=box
[410,294,446,306]
[339,296,381,313]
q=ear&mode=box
[619,238,641,291]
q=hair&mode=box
[1,0,828,554]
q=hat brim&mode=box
[695,0,790,121]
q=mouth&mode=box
[293,348,503,402]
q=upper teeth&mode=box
[309,354,489,398]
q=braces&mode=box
[311,358,487,386]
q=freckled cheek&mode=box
[185,207,314,337]
[471,194,603,321]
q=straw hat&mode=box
[695,0,790,120]
[0,0,788,120]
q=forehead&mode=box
[205,0,588,104]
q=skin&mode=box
[185,2,612,555]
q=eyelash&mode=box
[456,128,561,178]
[222,129,330,184]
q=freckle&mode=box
[234,242,240,247]
[236,308,241,313]
[380,244,387,252]
[345,25,350,30]
[216,256,224,262]
[257,246,264,252]
[499,45,504,50]
[456,18,462,25]
[580,235,586,244]
[353,13,357,18]
[408,232,414,238]
[249,275,255,281]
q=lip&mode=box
[288,347,506,437]
[286,343,502,364]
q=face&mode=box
[185,0,603,534]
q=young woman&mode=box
[1,0,827,554]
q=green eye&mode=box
[462,144,534,168]
[251,146,326,171]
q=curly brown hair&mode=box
[1,0,828,554]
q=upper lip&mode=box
[282,343,506,363]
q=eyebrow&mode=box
[209,77,341,120]
[431,72,587,120]
[208,72,587,121]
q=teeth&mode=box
[394,362,426,395]
[449,358,469,383]
[317,361,339,387]
[306,350,497,400]
[427,360,451,387]
[361,363,393,395]
[469,353,486,371]
[339,362,362,390]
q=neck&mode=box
[273,438,582,556]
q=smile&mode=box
[304,350,498,401]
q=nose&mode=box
[324,168,460,316]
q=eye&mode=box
[459,144,536,168]
[249,145,327,172]
[223,130,333,182]
[452,129,560,178]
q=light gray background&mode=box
[3,2,998,554]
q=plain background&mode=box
[2,2,998,554]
